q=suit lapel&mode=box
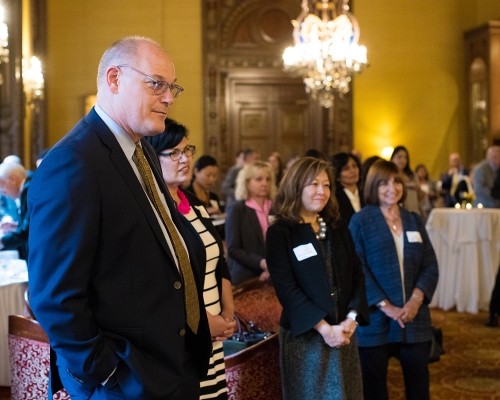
[85,109,177,265]
[245,206,265,247]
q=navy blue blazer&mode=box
[349,205,439,346]
[28,108,211,399]
[225,200,266,286]
[266,218,369,337]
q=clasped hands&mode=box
[207,310,237,342]
[380,292,423,328]
[316,318,357,349]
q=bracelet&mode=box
[411,293,423,303]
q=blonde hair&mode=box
[234,161,277,201]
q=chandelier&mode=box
[23,56,44,101]
[283,0,368,108]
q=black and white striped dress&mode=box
[184,205,227,399]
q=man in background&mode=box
[0,162,30,259]
[473,145,500,208]
[28,36,211,399]
[441,152,471,207]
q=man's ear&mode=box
[106,66,121,94]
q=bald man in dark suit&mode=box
[28,36,211,400]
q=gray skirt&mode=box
[280,327,363,400]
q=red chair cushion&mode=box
[8,334,69,400]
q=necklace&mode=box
[315,216,327,240]
[382,214,400,232]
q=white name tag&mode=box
[406,231,422,243]
[194,205,210,219]
[293,243,318,261]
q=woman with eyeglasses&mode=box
[145,119,236,400]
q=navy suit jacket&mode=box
[266,218,369,337]
[28,108,211,399]
[349,205,439,346]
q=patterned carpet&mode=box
[388,309,500,400]
[1,309,498,399]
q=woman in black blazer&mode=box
[331,152,364,224]
[225,160,276,286]
[266,157,369,400]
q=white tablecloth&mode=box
[426,208,500,313]
[0,260,28,386]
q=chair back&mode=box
[8,315,69,400]
[225,333,282,399]
[232,277,282,333]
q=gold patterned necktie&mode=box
[134,144,200,334]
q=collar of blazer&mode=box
[85,109,186,268]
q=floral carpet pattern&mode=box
[388,309,500,400]
[0,309,498,399]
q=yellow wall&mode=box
[46,0,203,149]
[354,0,500,178]
[47,0,500,179]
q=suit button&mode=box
[174,281,182,289]
[179,329,186,336]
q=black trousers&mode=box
[490,268,500,315]
[358,342,430,400]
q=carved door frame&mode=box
[202,0,354,173]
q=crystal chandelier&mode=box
[283,0,368,108]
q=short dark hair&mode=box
[273,157,339,225]
[364,159,407,206]
[144,118,188,153]
[194,155,217,171]
[304,149,322,159]
[331,152,361,184]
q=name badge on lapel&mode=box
[406,231,422,243]
[194,205,210,219]
[293,243,317,261]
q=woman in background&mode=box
[267,157,369,400]
[331,152,364,224]
[415,163,439,222]
[187,155,223,215]
[390,146,422,215]
[146,120,235,400]
[268,151,285,186]
[225,161,276,285]
[349,159,438,400]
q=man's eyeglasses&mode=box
[159,145,196,161]
[117,64,184,98]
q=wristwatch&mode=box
[347,311,358,325]
[377,300,388,308]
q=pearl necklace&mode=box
[316,216,327,240]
